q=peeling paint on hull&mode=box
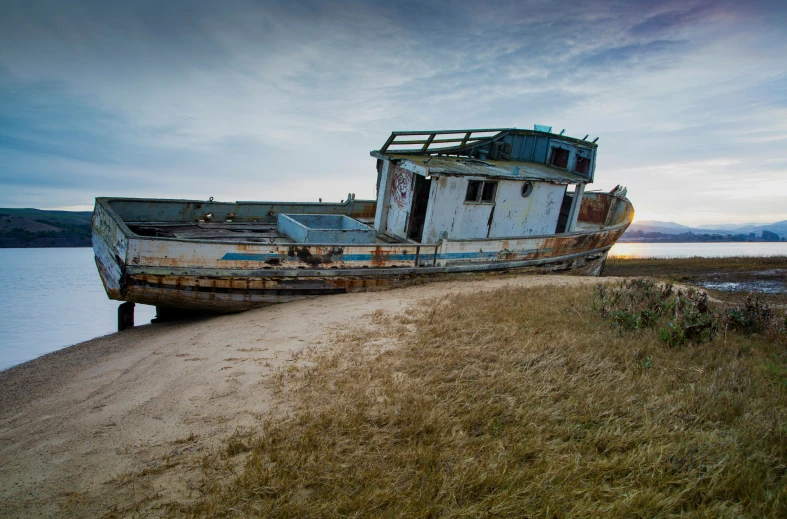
[119,248,611,312]
[92,192,632,313]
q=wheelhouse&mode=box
[371,126,598,244]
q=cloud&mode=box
[0,0,785,225]
[627,2,726,37]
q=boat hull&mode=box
[120,247,612,312]
[92,193,633,312]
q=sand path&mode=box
[0,274,612,517]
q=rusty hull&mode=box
[92,193,633,312]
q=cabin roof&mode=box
[374,127,597,156]
[381,154,586,183]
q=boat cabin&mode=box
[370,126,597,244]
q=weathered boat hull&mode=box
[92,193,633,312]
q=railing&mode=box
[379,128,512,155]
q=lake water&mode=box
[0,248,156,371]
[2,242,786,371]
[609,242,787,258]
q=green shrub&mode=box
[723,293,775,335]
[594,281,782,347]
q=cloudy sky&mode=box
[1,0,785,225]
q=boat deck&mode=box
[125,218,407,245]
[126,219,608,245]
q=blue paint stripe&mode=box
[438,251,499,259]
[221,252,422,261]
[436,249,546,260]
[220,249,548,262]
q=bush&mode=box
[594,280,782,347]
[723,293,775,335]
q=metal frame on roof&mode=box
[377,127,597,157]
[379,128,512,155]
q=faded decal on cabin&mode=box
[391,167,413,209]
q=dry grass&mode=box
[605,255,787,278]
[168,283,787,518]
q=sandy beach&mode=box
[0,274,610,517]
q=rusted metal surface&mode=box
[117,243,616,313]
[577,192,612,224]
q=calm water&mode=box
[2,242,786,371]
[609,242,787,258]
[0,248,155,371]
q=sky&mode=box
[1,0,786,226]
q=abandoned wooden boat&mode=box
[93,126,634,315]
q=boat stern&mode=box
[92,199,129,301]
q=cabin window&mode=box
[521,181,533,198]
[465,180,482,202]
[481,181,497,202]
[465,180,497,203]
[549,147,570,169]
[575,155,590,175]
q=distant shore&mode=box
[1,208,92,248]
[618,238,786,244]
[0,239,92,248]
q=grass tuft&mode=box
[174,431,198,444]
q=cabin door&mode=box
[407,175,432,242]
[555,185,572,233]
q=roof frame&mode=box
[379,128,512,155]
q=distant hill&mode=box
[724,221,787,236]
[625,220,693,234]
[623,219,787,242]
[695,222,770,230]
[0,208,93,248]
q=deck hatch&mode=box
[277,214,377,244]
